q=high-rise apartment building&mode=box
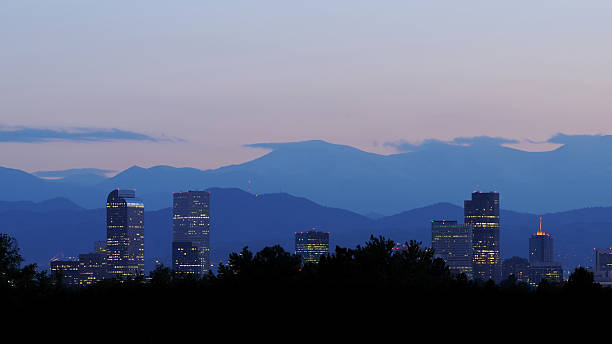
[172,191,210,277]
[431,220,473,278]
[106,189,144,279]
[465,191,501,282]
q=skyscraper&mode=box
[295,230,329,264]
[465,191,501,282]
[591,248,612,286]
[77,241,108,286]
[79,251,106,286]
[431,220,473,278]
[527,218,562,285]
[106,189,144,279]
[94,240,107,254]
[594,248,612,272]
[529,218,554,264]
[172,191,210,277]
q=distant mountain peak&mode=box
[245,140,383,160]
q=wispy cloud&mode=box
[33,168,116,178]
[0,126,174,143]
[384,136,519,152]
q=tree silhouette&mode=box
[0,234,24,287]
[565,267,599,293]
[216,245,301,286]
[149,265,173,287]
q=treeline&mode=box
[3,232,602,333]
[1,233,605,297]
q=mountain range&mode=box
[2,135,612,215]
[1,188,609,273]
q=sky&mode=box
[1,1,612,172]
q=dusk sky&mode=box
[2,1,612,172]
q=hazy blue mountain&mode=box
[0,197,83,213]
[3,134,612,215]
[1,188,609,274]
[0,166,103,206]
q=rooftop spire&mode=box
[540,216,542,231]
[536,216,548,236]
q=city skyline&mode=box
[4,0,612,327]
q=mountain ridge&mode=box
[1,189,610,273]
[3,135,612,214]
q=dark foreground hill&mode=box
[1,188,610,272]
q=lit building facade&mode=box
[529,263,563,285]
[172,191,210,276]
[94,240,107,254]
[50,258,80,287]
[295,230,329,264]
[594,248,612,272]
[465,191,501,282]
[106,189,145,279]
[591,249,612,286]
[502,256,530,283]
[431,220,473,278]
[79,252,106,286]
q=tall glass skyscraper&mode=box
[172,191,210,277]
[431,220,473,278]
[465,191,501,282]
[106,189,145,279]
[295,230,329,264]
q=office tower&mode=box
[79,252,106,286]
[431,220,473,278]
[529,217,554,264]
[529,263,563,285]
[502,256,530,283]
[106,189,144,279]
[172,191,210,276]
[527,218,562,285]
[591,249,612,285]
[295,229,329,264]
[79,240,108,286]
[50,258,80,287]
[465,191,501,282]
[94,240,107,254]
[594,248,612,272]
